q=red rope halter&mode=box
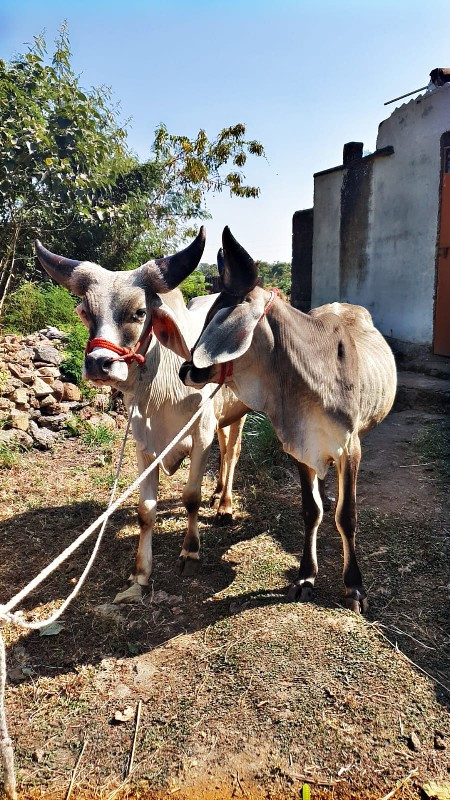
[85,319,154,366]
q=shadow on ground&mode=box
[2,451,448,714]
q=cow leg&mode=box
[288,463,323,603]
[335,436,368,614]
[209,426,228,509]
[114,450,158,604]
[215,416,245,525]
[178,442,212,576]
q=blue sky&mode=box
[1,0,449,264]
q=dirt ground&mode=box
[0,408,448,800]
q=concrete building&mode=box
[292,70,450,356]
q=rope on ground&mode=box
[0,384,220,624]
[0,383,221,799]
[0,412,134,800]
[10,413,132,632]
[0,636,16,800]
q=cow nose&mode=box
[85,353,114,379]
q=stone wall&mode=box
[0,327,122,450]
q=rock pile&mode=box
[0,326,122,450]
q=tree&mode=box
[256,261,291,296]
[149,122,263,237]
[0,24,129,310]
[87,123,265,270]
[179,271,208,303]
[0,26,265,312]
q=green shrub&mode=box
[180,270,208,303]
[60,321,89,385]
[1,281,77,334]
[1,280,89,386]
[65,416,118,464]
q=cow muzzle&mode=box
[179,361,213,389]
[84,349,129,384]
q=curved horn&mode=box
[221,226,258,295]
[141,227,206,293]
[35,240,83,294]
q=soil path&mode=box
[0,408,448,800]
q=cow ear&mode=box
[150,299,191,360]
[193,295,265,368]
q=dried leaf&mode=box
[113,583,142,604]
[422,781,450,800]
[39,621,65,636]
[113,706,135,723]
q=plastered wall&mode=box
[310,83,450,345]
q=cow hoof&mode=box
[287,581,314,603]
[344,592,368,614]
[215,511,233,527]
[113,583,143,604]
[209,493,219,508]
[178,556,200,577]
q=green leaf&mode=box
[301,784,311,800]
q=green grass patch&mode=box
[242,412,288,477]
[0,440,21,469]
[65,416,118,462]
[80,422,118,449]
[414,418,450,478]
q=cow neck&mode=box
[218,288,280,385]
[85,317,154,365]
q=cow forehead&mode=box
[83,272,147,319]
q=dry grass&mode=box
[0,410,448,799]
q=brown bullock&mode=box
[150,227,397,612]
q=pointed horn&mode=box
[221,226,258,295]
[35,240,84,294]
[142,227,206,293]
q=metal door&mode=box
[434,141,450,356]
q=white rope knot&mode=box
[0,609,14,625]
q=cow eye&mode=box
[132,308,147,321]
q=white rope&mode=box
[0,412,134,800]
[0,383,220,624]
[0,382,220,799]
[6,414,133,631]
[0,637,16,799]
